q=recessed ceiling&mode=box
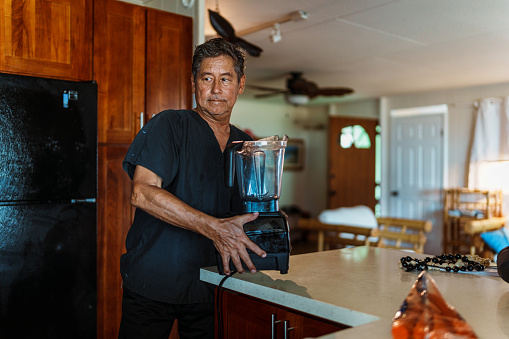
[204,0,509,104]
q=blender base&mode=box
[216,212,291,275]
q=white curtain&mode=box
[468,97,509,189]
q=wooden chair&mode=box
[463,217,506,257]
[376,217,433,253]
[443,188,504,256]
[297,218,378,252]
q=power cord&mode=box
[216,269,237,338]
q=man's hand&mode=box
[212,212,266,275]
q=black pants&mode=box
[118,288,215,339]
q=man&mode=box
[118,38,266,338]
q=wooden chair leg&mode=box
[318,231,324,252]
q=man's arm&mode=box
[131,165,266,275]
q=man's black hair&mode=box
[192,38,246,81]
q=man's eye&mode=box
[221,78,231,82]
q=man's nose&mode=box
[211,80,222,93]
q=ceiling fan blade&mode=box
[254,92,287,98]
[248,84,287,92]
[236,37,263,57]
[208,10,236,40]
[317,87,354,97]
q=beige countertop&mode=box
[200,246,509,338]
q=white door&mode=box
[389,112,444,254]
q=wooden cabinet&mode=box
[0,0,92,80]
[146,8,193,116]
[217,290,348,339]
[93,0,192,144]
[93,0,145,144]
[97,144,132,339]
[0,1,192,337]
[94,1,193,338]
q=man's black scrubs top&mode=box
[122,109,252,304]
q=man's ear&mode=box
[191,75,196,93]
[238,75,246,94]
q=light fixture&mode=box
[269,23,282,43]
[286,94,309,105]
[237,10,309,39]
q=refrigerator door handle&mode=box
[71,198,96,203]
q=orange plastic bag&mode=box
[392,271,477,339]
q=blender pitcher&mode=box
[225,136,287,213]
[222,135,291,275]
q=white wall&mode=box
[233,82,509,220]
[383,81,509,190]
[231,98,329,217]
[329,98,379,119]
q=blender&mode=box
[218,136,291,274]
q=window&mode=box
[339,125,371,149]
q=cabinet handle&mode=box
[283,320,294,339]
[140,112,145,130]
[271,313,282,339]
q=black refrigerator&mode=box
[0,72,97,338]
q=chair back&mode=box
[297,218,378,251]
[376,217,432,253]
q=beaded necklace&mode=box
[399,253,491,273]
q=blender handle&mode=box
[224,141,244,187]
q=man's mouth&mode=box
[208,97,225,103]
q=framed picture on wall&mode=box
[284,139,305,171]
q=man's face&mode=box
[192,55,245,120]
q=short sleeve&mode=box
[122,111,182,185]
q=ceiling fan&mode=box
[208,9,263,57]
[250,72,354,105]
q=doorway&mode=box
[327,116,378,212]
[388,105,447,254]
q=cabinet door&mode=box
[146,8,192,117]
[0,0,92,80]
[299,311,349,338]
[219,289,348,339]
[220,290,276,338]
[94,0,146,144]
[97,144,133,339]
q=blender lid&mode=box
[243,135,288,147]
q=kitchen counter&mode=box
[200,246,509,338]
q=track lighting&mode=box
[237,10,309,39]
[270,24,282,43]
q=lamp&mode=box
[286,94,309,105]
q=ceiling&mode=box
[204,0,509,105]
